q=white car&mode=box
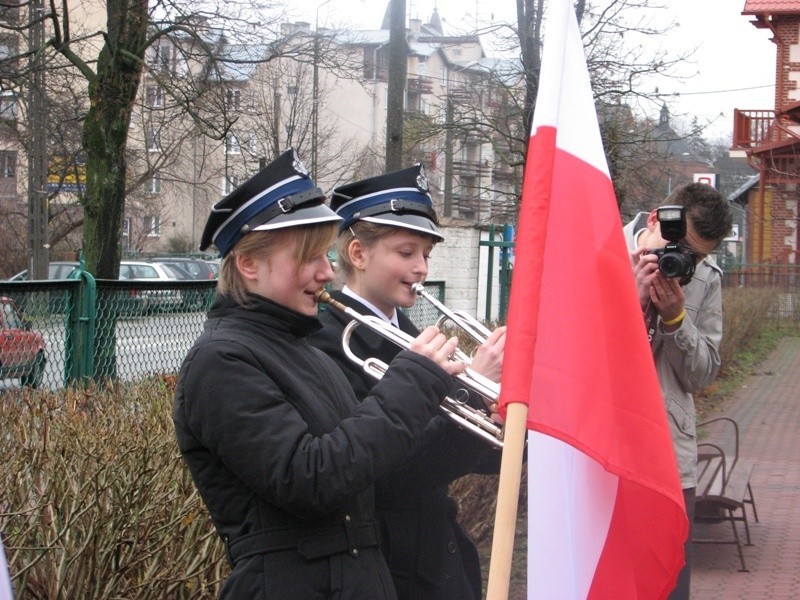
[118,261,184,312]
[6,261,80,281]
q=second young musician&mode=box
[309,165,505,600]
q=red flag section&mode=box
[497,0,688,597]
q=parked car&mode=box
[7,261,79,281]
[0,296,46,388]
[205,259,220,278]
[145,256,216,280]
[118,261,184,313]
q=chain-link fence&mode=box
[0,274,445,391]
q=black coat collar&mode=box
[209,293,323,337]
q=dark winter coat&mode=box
[309,291,501,600]
[173,293,455,599]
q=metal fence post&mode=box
[65,264,96,385]
[499,224,513,322]
[480,225,515,323]
[484,225,496,322]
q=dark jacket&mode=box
[173,294,455,599]
[309,291,501,600]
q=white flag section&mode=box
[529,1,608,174]
[528,435,618,598]
[0,535,12,600]
[502,0,689,598]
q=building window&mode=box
[144,215,160,237]
[363,47,387,81]
[146,172,161,194]
[225,89,241,111]
[146,128,161,153]
[0,150,15,178]
[247,90,258,110]
[0,91,17,120]
[145,85,163,108]
[225,133,240,155]
[150,42,174,74]
[248,131,259,155]
[223,174,239,195]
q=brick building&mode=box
[732,0,800,264]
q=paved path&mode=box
[692,335,800,599]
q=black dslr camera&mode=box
[649,205,696,284]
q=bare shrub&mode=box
[0,379,227,598]
[719,287,777,373]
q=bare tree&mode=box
[0,0,379,276]
[406,0,695,223]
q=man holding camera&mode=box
[624,182,733,600]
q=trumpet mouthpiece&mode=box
[314,288,347,313]
[314,289,332,303]
[411,282,425,294]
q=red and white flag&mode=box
[498,0,688,597]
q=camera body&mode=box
[650,205,696,284]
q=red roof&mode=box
[743,0,800,14]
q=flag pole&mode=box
[486,401,528,600]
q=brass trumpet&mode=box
[315,289,504,448]
[412,282,493,346]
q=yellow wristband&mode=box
[662,309,686,327]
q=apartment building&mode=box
[127,7,524,254]
[2,4,523,260]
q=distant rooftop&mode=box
[743,0,800,14]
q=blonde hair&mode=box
[218,223,338,307]
[335,221,395,284]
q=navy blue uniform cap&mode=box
[331,164,443,241]
[200,148,341,257]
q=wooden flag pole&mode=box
[485,401,529,599]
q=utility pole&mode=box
[27,0,49,279]
[312,0,334,180]
[444,97,454,217]
[385,0,407,172]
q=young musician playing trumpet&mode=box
[173,150,468,599]
[309,165,506,600]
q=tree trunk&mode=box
[81,0,148,280]
[80,0,148,380]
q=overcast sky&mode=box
[286,0,776,142]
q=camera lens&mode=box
[659,253,691,278]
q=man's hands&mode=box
[632,247,685,329]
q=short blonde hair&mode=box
[218,223,338,307]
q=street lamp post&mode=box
[312,0,334,180]
[27,0,49,279]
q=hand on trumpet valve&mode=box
[470,325,507,383]
[410,326,468,376]
[481,398,505,425]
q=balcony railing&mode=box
[732,109,800,150]
[407,76,433,95]
[452,159,491,177]
[492,164,516,182]
[451,193,480,217]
